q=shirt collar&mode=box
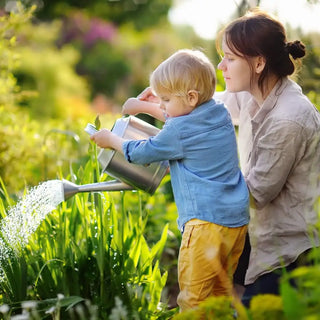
[251,77,289,125]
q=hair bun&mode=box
[286,40,306,59]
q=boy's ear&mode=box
[187,90,199,107]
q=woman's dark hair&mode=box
[216,8,306,94]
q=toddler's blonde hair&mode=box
[150,49,216,106]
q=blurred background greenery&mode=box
[0,1,319,317]
[0,0,319,195]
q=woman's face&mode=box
[217,40,253,93]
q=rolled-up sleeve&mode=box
[246,119,306,209]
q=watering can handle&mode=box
[84,123,98,136]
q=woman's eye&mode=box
[223,56,233,62]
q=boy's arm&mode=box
[122,87,165,122]
[122,98,165,122]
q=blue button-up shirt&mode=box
[123,99,249,230]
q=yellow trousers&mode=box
[177,219,247,311]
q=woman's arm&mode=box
[246,120,304,209]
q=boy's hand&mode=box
[137,87,160,103]
[90,129,113,148]
[90,129,124,153]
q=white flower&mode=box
[0,304,10,314]
[109,296,128,320]
[21,301,37,310]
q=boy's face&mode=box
[157,90,197,118]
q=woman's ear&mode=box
[187,90,199,107]
[255,56,266,74]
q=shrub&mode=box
[173,296,247,320]
[249,294,285,320]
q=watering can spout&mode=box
[62,179,134,200]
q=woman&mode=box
[215,8,320,306]
[122,8,320,306]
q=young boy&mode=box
[90,49,249,311]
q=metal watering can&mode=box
[62,116,168,200]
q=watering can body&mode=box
[63,116,168,200]
[98,116,168,194]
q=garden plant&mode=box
[0,142,175,319]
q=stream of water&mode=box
[0,179,64,278]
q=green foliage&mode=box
[307,91,320,110]
[77,40,130,99]
[300,33,320,95]
[56,11,131,101]
[0,3,35,107]
[112,173,180,308]
[14,20,91,119]
[0,3,98,194]
[249,294,285,320]
[35,0,173,31]
[0,102,98,195]
[173,296,247,320]
[0,150,170,318]
[280,264,320,319]
[0,105,43,195]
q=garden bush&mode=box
[0,4,100,195]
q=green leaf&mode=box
[150,223,168,261]
[280,279,304,320]
[94,115,101,130]
[35,295,85,312]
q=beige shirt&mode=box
[215,78,320,284]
